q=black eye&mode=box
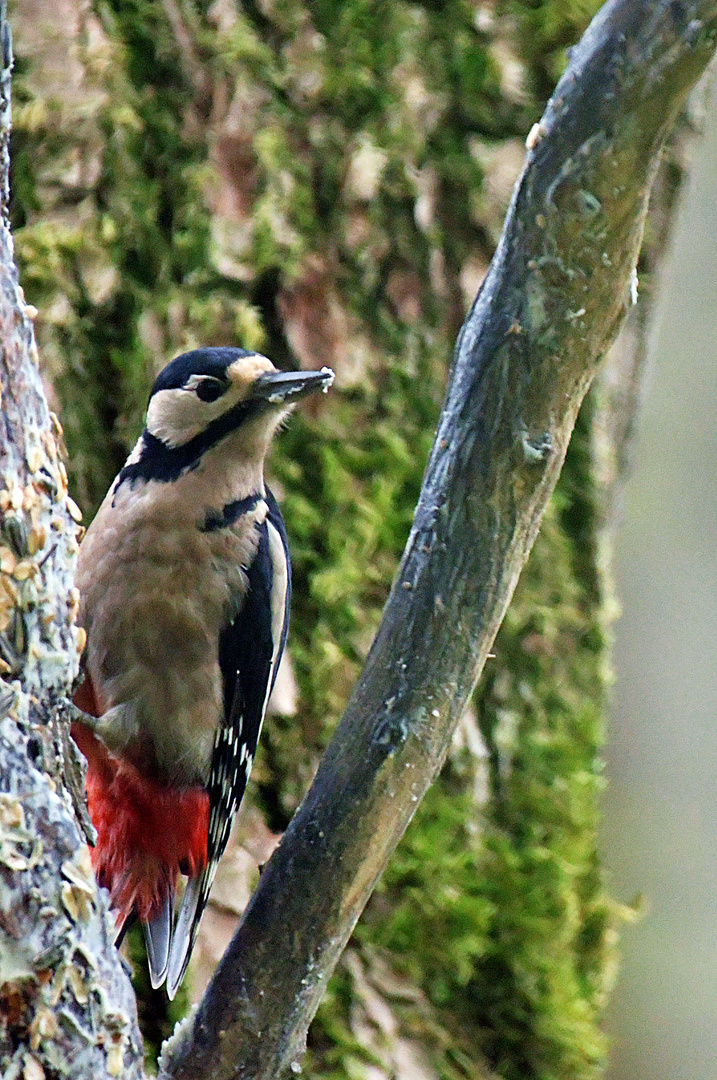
[195,377,225,403]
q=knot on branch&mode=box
[519,427,553,464]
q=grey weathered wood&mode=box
[0,3,146,1074]
[159,2,717,1079]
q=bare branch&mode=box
[0,4,145,1074]
[159,3,717,1078]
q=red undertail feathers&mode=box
[72,679,209,928]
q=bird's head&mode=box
[116,348,334,490]
[146,347,333,451]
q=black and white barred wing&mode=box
[167,496,290,998]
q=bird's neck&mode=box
[173,442,267,519]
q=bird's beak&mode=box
[250,366,335,405]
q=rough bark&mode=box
[0,6,145,1076]
[157,4,717,1079]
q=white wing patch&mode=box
[265,518,289,709]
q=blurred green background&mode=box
[603,96,717,1080]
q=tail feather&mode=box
[166,865,216,1000]
[144,891,173,989]
[167,874,202,1000]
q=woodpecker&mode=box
[71,346,333,998]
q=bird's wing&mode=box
[167,492,290,998]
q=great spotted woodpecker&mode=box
[71,347,333,998]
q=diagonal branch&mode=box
[159,2,717,1078]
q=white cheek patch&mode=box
[146,385,245,448]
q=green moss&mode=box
[506,0,605,96]
[287,382,624,1080]
[308,409,621,1080]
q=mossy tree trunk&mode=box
[4,2,713,1078]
